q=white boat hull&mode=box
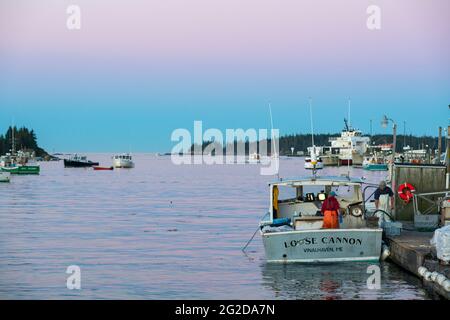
[262,228,382,263]
[0,172,11,182]
[304,162,324,170]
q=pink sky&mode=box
[1,0,449,71]
[0,1,449,151]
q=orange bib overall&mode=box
[323,210,339,229]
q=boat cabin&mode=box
[263,176,367,230]
[70,154,88,162]
[113,154,132,160]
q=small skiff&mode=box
[93,166,114,171]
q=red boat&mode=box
[93,166,114,171]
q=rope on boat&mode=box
[242,212,269,252]
[242,227,260,253]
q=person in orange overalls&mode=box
[321,191,341,229]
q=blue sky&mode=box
[0,0,449,152]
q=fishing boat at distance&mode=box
[0,153,40,175]
[260,175,383,263]
[362,155,389,171]
[64,154,99,167]
[112,154,134,168]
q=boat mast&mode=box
[309,97,319,177]
[347,99,351,176]
[268,102,280,180]
[348,98,351,129]
[309,97,315,147]
[268,102,276,157]
[11,119,16,155]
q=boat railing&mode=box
[362,184,379,217]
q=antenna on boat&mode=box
[11,117,16,155]
[128,128,132,155]
[347,99,351,177]
[348,98,351,129]
[268,102,276,154]
[309,97,318,178]
[309,97,315,147]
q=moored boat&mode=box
[1,164,40,175]
[64,154,99,167]
[304,146,324,171]
[363,155,389,171]
[304,100,324,171]
[260,176,383,263]
[313,119,370,166]
[0,154,40,175]
[93,166,114,171]
[112,154,134,168]
[0,172,10,182]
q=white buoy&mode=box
[430,272,439,282]
[443,280,450,292]
[381,244,390,261]
[418,266,428,276]
[436,274,447,286]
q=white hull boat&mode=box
[112,154,135,168]
[262,228,382,263]
[304,157,324,170]
[260,176,383,263]
[0,171,11,182]
[248,153,261,163]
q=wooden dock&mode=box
[386,225,449,299]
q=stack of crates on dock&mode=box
[382,221,403,237]
[414,214,440,230]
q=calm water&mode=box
[0,154,430,299]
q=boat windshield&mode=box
[115,155,131,160]
[271,182,362,221]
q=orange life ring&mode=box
[398,183,415,203]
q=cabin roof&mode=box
[269,175,365,187]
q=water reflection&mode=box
[261,262,430,300]
[0,155,431,299]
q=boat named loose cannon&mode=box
[260,176,382,263]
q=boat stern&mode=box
[261,228,382,263]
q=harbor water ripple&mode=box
[0,154,430,299]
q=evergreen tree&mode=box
[0,126,47,156]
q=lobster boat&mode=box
[93,166,114,171]
[0,154,40,175]
[0,164,40,175]
[64,154,99,167]
[363,155,388,171]
[112,154,134,168]
[304,146,324,171]
[260,175,383,263]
